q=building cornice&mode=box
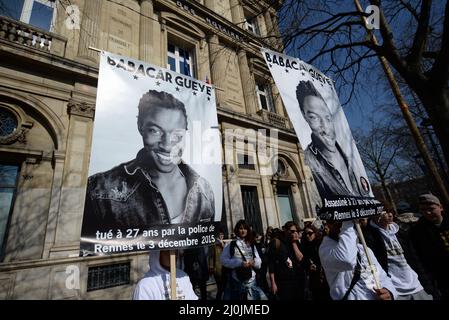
[0,39,98,85]
[155,0,276,54]
[67,99,95,119]
[0,251,148,272]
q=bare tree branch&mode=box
[407,0,432,69]
[399,0,420,21]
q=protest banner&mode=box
[262,48,382,221]
[80,52,222,256]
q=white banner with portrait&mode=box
[80,52,222,256]
[262,48,382,221]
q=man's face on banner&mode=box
[302,95,336,153]
[139,105,187,173]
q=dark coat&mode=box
[410,216,449,299]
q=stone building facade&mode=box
[0,0,318,299]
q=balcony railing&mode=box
[0,15,66,57]
[257,109,287,129]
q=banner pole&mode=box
[88,46,102,53]
[170,250,177,300]
[353,220,381,289]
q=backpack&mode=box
[222,240,256,281]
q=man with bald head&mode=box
[296,80,367,198]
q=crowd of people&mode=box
[134,193,448,300]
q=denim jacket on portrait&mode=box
[304,139,367,198]
[81,149,215,236]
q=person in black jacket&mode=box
[183,246,209,300]
[410,194,449,300]
[301,225,330,301]
[396,207,439,298]
[267,221,305,300]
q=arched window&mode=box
[0,107,18,137]
[272,158,287,177]
[276,159,287,176]
[0,163,20,259]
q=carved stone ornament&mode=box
[291,183,298,193]
[67,100,95,118]
[0,105,33,145]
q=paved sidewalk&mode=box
[192,278,218,300]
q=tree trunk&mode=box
[380,176,397,214]
[418,88,449,172]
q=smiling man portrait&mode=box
[81,89,215,237]
[296,80,368,198]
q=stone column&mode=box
[42,151,65,259]
[159,17,167,68]
[223,133,244,223]
[270,81,285,116]
[264,10,274,47]
[222,168,233,235]
[139,0,153,63]
[290,182,306,223]
[270,11,284,51]
[198,38,211,83]
[222,129,235,231]
[205,0,215,11]
[238,49,258,115]
[50,100,95,258]
[297,142,317,218]
[257,143,278,229]
[270,180,281,227]
[229,0,244,27]
[77,0,102,61]
[208,34,226,104]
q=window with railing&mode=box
[87,262,131,291]
[0,0,56,32]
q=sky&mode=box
[277,0,443,134]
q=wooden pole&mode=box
[354,221,381,290]
[88,46,102,53]
[353,0,449,208]
[170,250,177,300]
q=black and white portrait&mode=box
[80,53,222,255]
[295,80,369,198]
[262,49,376,220]
[82,90,215,234]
